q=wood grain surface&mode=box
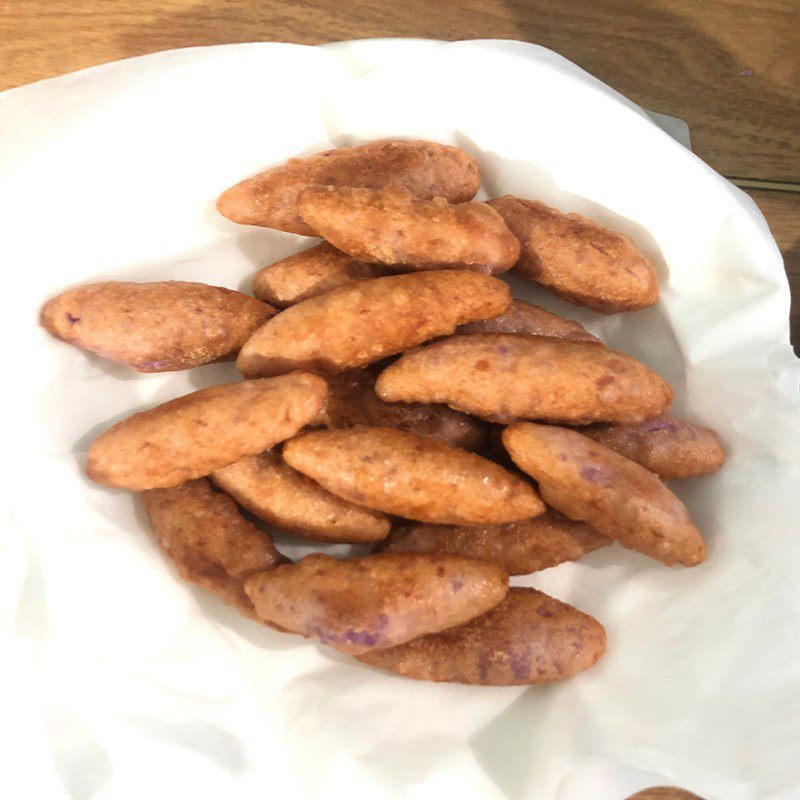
[2,0,798,350]
[749,190,800,349]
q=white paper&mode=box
[2,39,799,800]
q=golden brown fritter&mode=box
[356,588,606,684]
[140,478,284,619]
[456,298,600,343]
[236,271,511,378]
[87,373,327,490]
[380,512,611,575]
[299,186,520,273]
[376,334,672,424]
[40,281,275,372]
[217,139,480,233]
[244,552,508,654]
[251,242,387,307]
[488,196,658,313]
[502,423,706,566]
[211,452,390,543]
[578,413,726,480]
[318,367,487,451]
[282,426,544,525]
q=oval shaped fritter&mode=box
[376,334,672,424]
[299,186,520,274]
[41,280,275,371]
[87,373,327,490]
[245,552,508,654]
[236,271,511,378]
[356,588,606,684]
[578,413,726,480]
[488,195,658,313]
[217,139,480,234]
[282,426,544,525]
[502,422,706,566]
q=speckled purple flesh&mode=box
[312,612,389,649]
[579,465,614,486]
[509,648,533,680]
[315,626,382,648]
[136,360,169,371]
[640,416,680,434]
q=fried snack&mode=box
[217,139,480,234]
[579,413,726,480]
[40,280,275,372]
[356,587,606,684]
[140,478,284,619]
[319,367,487,451]
[282,426,544,525]
[251,242,387,307]
[502,422,706,566]
[87,373,327,490]
[299,186,520,274]
[236,271,511,378]
[377,334,672,424]
[211,452,390,543]
[244,552,508,654]
[456,298,600,344]
[380,512,612,575]
[487,196,658,313]
[624,789,705,800]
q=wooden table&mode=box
[3,0,798,353]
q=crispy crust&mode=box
[488,196,658,313]
[282,426,544,525]
[87,373,328,490]
[211,452,390,543]
[356,588,606,684]
[376,334,672,424]
[299,185,520,273]
[217,139,480,234]
[502,422,706,566]
[380,512,611,575]
[244,552,508,654]
[236,271,511,378]
[140,478,284,619]
[456,298,600,343]
[578,414,726,480]
[41,281,275,371]
[252,242,387,307]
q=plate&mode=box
[2,38,799,800]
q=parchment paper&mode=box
[2,39,799,800]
